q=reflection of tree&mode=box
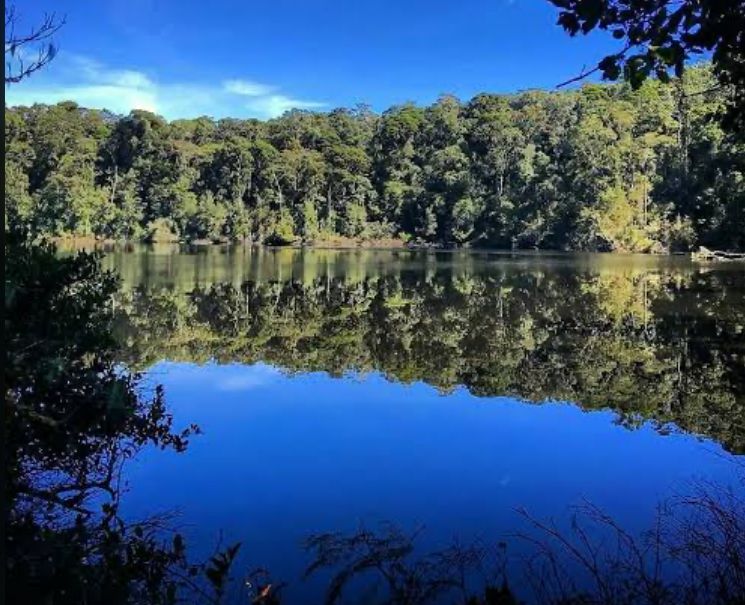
[272,478,745,605]
[113,269,745,452]
[8,235,744,603]
[5,235,239,605]
[515,475,745,605]
[302,524,514,605]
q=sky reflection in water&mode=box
[122,360,740,600]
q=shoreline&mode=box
[50,236,744,261]
[51,235,712,258]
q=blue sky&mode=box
[5,0,620,120]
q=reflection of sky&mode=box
[152,361,284,392]
[123,362,743,602]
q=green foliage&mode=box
[4,159,33,230]
[581,185,656,251]
[6,65,744,251]
[266,209,298,245]
[342,201,367,237]
[300,197,321,239]
[145,217,180,243]
[222,198,251,240]
[450,196,478,243]
[93,173,144,240]
[181,191,228,242]
[548,0,745,129]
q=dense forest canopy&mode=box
[5,63,744,252]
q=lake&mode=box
[95,244,745,602]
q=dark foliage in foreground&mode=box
[516,474,745,604]
[266,476,745,605]
[549,0,745,129]
[4,232,240,605]
[301,525,516,605]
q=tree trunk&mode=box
[109,164,119,205]
[675,80,690,179]
[273,174,283,211]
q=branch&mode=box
[17,486,93,515]
[4,5,66,85]
[556,64,602,89]
[556,45,631,89]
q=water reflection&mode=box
[13,241,744,604]
[105,245,745,453]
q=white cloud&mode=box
[223,79,275,97]
[4,55,325,120]
[216,364,282,391]
[147,361,283,392]
[222,80,327,117]
[6,83,159,115]
[111,70,154,89]
[243,94,327,117]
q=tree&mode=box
[4,160,33,231]
[3,10,247,603]
[5,233,243,604]
[581,185,656,251]
[112,262,745,453]
[199,139,253,202]
[549,0,745,129]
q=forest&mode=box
[5,63,745,253]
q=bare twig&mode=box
[4,4,65,84]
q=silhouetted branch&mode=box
[303,523,510,605]
[5,3,65,84]
[556,45,631,89]
[513,474,745,605]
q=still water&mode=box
[98,244,745,601]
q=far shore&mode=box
[51,234,721,259]
[53,234,415,250]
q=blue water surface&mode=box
[121,361,741,602]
